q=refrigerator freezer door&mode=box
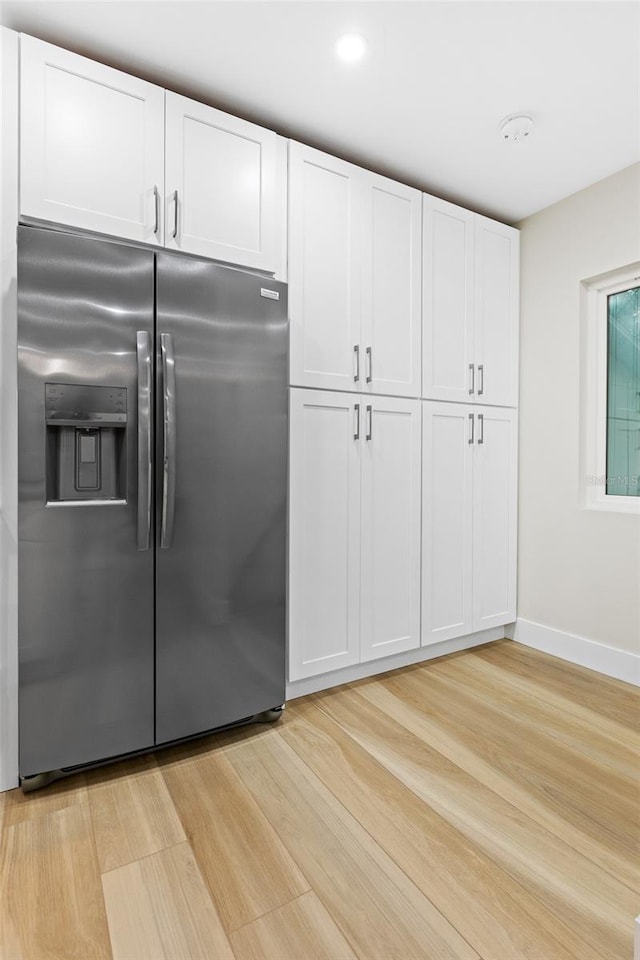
[18,226,155,777]
[155,256,288,744]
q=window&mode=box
[606,284,640,497]
[582,264,640,513]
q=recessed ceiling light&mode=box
[336,34,367,63]
[499,115,535,143]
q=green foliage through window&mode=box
[606,285,640,496]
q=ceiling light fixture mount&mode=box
[335,34,367,63]
[499,115,535,143]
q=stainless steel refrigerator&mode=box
[17,224,288,788]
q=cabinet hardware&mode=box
[353,345,360,382]
[366,404,372,441]
[354,403,360,440]
[366,346,372,383]
[172,190,179,240]
[478,364,484,396]
[153,185,160,236]
[468,363,475,395]
[477,413,484,444]
[468,413,474,444]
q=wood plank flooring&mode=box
[0,640,637,959]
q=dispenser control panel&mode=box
[45,383,127,426]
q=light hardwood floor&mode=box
[1,640,638,959]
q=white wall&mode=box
[517,164,640,663]
[0,26,19,791]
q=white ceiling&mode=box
[1,1,638,223]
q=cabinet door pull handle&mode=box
[153,185,160,236]
[366,346,372,383]
[354,403,360,440]
[478,363,484,396]
[468,363,475,395]
[353,345,360,383]
[468,413,475,444]
[172,189,179,240]
[478,413,484,444]
[366,404,372,441]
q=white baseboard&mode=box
[635,916,640,960]
[513,618,639,687]
[286,627,507,700]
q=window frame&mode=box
[581,263,640,514]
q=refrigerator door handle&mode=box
[136,331,152,551]
[160,332,177,549]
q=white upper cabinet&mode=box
[165,92,278,271]
[423,195,519,408]
[360,396,421,661]
[289,142,421,397]
[20,35,165,244]
[288,142,363,392]
[361,175,422,397]
[422,197,475,403]
[474,216,519,407]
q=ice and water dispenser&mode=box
[45,383,127,502]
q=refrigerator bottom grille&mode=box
[19,705,285,793]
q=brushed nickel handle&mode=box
[353,345,360,383]
[172,189,179,240]
[366,346,372,383]
[478,413,484,444]
[354,403,360,440]
[136,331,152,550]
[366,404,372,441]
[478,364,484,396]
[160,333,177,549]
[468,363,475,395]
[153,185,160,236]
[468,413,474,444]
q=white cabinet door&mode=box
[20,35,164,244]
[422,401,474,644]
[289,389,361,681]
[474,216,519,407]
[361,175,422,397]
[422,196,475,403]
[288,142,363,392]
[472,406,518,630]
[165,92,278,270]
[360,397,421,662]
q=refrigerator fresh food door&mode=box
[155,255,288,744]
[17,226,155,777]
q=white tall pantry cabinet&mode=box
[289,160,519,687]
[421,198,519,652]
